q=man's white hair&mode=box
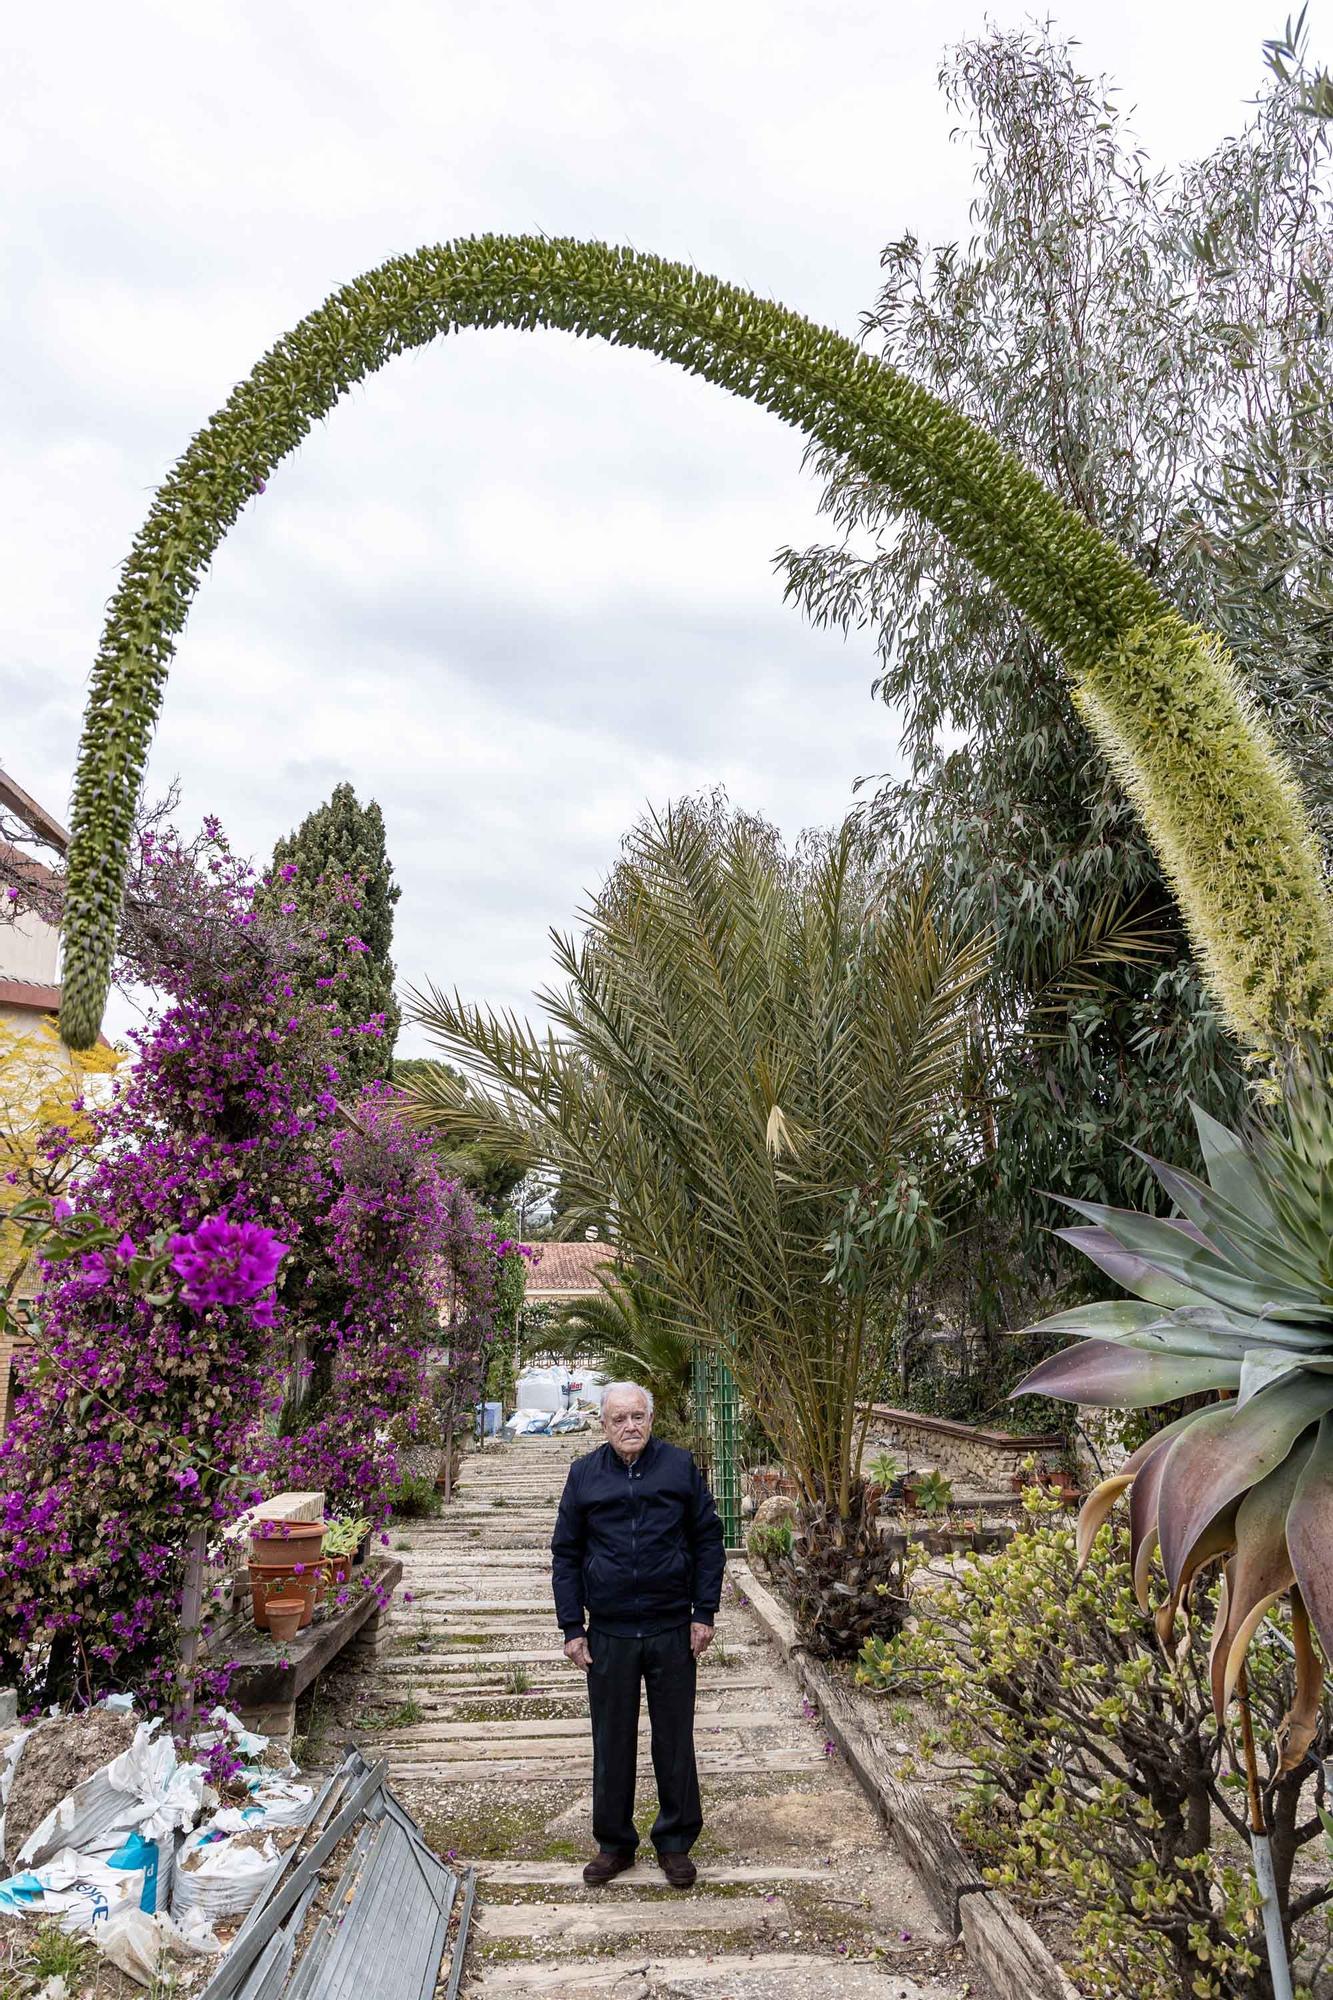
[602,1381,654,1415]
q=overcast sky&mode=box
[3,0,1292,1051]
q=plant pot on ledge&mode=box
[266,1596,304,1645]
[248,1520,325,1631]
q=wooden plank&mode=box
[961,1890,1081,2000]
[360,1710,791,1746]
[218,1555,403,1708]
[468,1951,937,1997]
[372,1748,825,1779]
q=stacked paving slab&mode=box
[345,1437,965,2000]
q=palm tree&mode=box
[548,1269,696,1445]
[404,799,989,1525]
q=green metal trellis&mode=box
[692,1346,741,1548]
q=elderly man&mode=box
[551,1381,725,1888]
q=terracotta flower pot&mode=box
[266,1597,304,1645]
[249,1517,325,1566]
[249,1558,319,1630]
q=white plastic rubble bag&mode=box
[0,1846,148,1932]
[16,1720,198,1871]
[0,1727,33,1868]
[235,1777,314,1829]
[94,1905,220,1987]
[171,1816,283,1923]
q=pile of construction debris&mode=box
[0,1702,473,1996]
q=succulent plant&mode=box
[1015,1059,1333,1767]
[777,1489,908,1658]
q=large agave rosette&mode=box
[1014,1067,1333,1768]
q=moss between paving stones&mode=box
[446,1698,571,1722]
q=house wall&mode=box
[0,908,59,985]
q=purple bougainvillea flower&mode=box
[52,1198,73,1222]
[169,1214,289,1311]
[172,1467,199,1490]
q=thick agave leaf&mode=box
[1076,1474,1132,1567]
[1192,1104,1280,1233]
[1016,1339,1240,1408]
[1238,1349,1333,1406]
[1157,1374,1333,1591]
[1171,1304,1330,1354]
[1031,1296,1269,1362]
[1129,1437,1176,1610]
[1131,1148,1319,1297]
[1210,1436,1312,1715]
[1028,1300,1171,1338]
[1053,1226,1211,1309]
[1059,1198,1329,1321]
[1286,1414,1333,1669]
[1278,1591,1322,1775]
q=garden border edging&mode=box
[729,1562,1081,2000]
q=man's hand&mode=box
[690,1622,714,1659]
[564,1635,593,1670]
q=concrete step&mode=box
[475,1894,788,1945]
[360,1710,795,1747]
[468,1953,943,1998]
[473,1862,832,1889]
[370,1746,826,1779]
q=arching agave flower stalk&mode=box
[1014,1059,1333,1769]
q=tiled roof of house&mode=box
[521,1240,614,1297]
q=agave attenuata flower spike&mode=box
[1014,1062,1333,1718]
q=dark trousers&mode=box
[586,1624,702,1855]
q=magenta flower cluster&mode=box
[170,1215,289,1327]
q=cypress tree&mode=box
[270,784,401,1089]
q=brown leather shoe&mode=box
[657,1850,697,1889]
[582,1849,636,1887]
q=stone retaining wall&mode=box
[863,1403,1064,1491]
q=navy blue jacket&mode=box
[551,1437,725,1640]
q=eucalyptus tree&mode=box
[405,801,989,1522]
[780,25,1333,1280]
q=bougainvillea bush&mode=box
[0,818,497,1711]
[277,1092,499,1514]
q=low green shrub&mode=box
[746,1518,795,1574]
[388,1474,443,1520]
[858,1486,1332,1998]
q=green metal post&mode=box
[713,1354,741,1549]
[691,1345,741,1547]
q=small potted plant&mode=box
[323,1515,369,1594]
[908,1468,953,1518]
[864,1451,904,1505]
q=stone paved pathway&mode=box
[324,1438,967,2000]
